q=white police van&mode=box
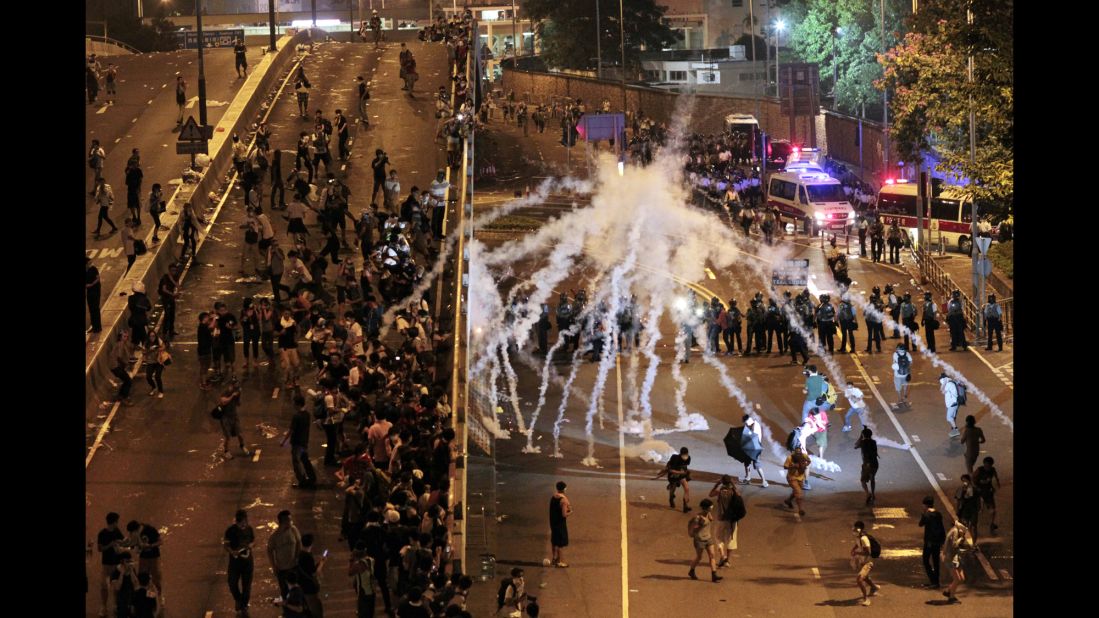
[765,150,853,235]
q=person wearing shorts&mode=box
[233,39,248,77]
[942,520,971,603]
[217,381,251,459]
[891,344,912,408]
[549,481,571,568]
[851,521,880,606]
[855,427,879,504]
[687,500,722,582]
[662,447,692,512]
[974,457,1000,534]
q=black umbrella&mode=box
[724,426,762,465]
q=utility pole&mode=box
[312,0,318,28]
[619,0,626,112]
[967,5,983,339]
[268,0,278,53]
[595,0,602,79]
[880,0,890,177]
[196,0,208,128]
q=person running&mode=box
[942,520,972,603]
[854,427,879,505]
[939,372,962,437]
[215,379,251,459]
[740,415,768,487]
[891,343,913,409]
[973,456,1001,535]
[658,447,693,512]
[549,481,572,568]
[687,499,723,582]
[708,475,743,567]
[783,446,810,518]
[234,39,248,78]
[841,381,868,432]
[224,509,256,616]
[850,521,881,606]
[959,415,986,476]
[918,496,946,589]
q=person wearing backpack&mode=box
[496,567,525,617]
[708,475,745,568]
[841,381,868,433]
[850,521,881,606]
[900,292,919,349]
[348,544,377,618]
[686,499,723,583]
[800,365,827,422]
[891,344,913,409]
[939,372,963,437]
[922,291,939,352]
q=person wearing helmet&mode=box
[723,299,743,355]
[946,290,969,351]
[885,284,901,338]
[556,293,574,351]
[837,294,857,353]
[899,292,918,348]
[745,298,765,355]
[922,292,939,352]
[815,294,836,354]
[982,295,1003,351]
[864,287,884,353]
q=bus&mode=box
[876,180,976,254]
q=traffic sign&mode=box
[176,141,209,155]
[772,259,810,287]
[979,257,992,276]
[178,117,206,142]
[975,236,992,255]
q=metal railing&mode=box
[911,247,1012,336]
[85,34,143,55]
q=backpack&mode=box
[88,154,98,169]
[496,577,514,609]
[896,352,911,376]
[953,380,968,406]
[786,428,799,452]
[865,534,882,559]
[686,514,703,538]
[825,382,838,405]
[725,494,747,522]
[133,239,148,256]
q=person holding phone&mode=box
[297,533,326,617]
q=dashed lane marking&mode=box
[911,434,920,442]
[968,347,1014,391]
[115,138,121,143]
[272,387,280,399]
[871,507,908,519]
[705,267,716,280]
[147,99,153,105]
[936,472,948,481]
[96,105,109,114]
[848,353,999,581]
[810,567,821,579]
[252,449,262,462]
[131,117,138,123]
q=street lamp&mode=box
[773,20,785,98]
[832,26,842,100]
[196,0,208,128]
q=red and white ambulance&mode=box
[876,180,976,254]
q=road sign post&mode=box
[772,259,810,287]
[177,116,210,170]
[973,235,992,339]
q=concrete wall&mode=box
[86,38,136,57]
[85,29,320,414]
[502,66,897,175]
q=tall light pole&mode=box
[311,0,317,28]
[880,0,890,176]
[595,0,602,78]
[773,20,785,98]
[268,0,278,52]
[196,0,208,128]
[619,0,626,111]
[832,26,842,100]
[967,5,983,339]
[511,0,518,58]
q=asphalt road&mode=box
[462,117,1014,617]
[84,33,454,617]
[85,46,265,328]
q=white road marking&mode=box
[204,612,213,618]
[186,96,199,109]
[911,434,920,442]
[96,105,109,114]
[115,138,122,143]
[871,507,908,519]
[810,567,821,579]
[936,472,948,481]
[968,347,1014,391]
[999,569,1012,580]
[252,449,262,462]
[616,356,630,618]
[131,117,138,123]
[705,267,716,280]
[849,353,999,581]
[272,387,281,399]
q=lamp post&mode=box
[268,0,278,52]
[880,0,889,176]
[595,0,602,79]
[619,0,626,111]
[196,0,208,128]
[967,6,982,339]
[831,26,842,100]
[773,20,785,98]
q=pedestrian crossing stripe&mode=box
[871,507,908,519]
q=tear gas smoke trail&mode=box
[667,326,692,430]
[847,293,1013,431]
[635,302,666,438]
[480,352,510,439]
[379,176,585,339]
[624,340,642,425]
[581,243,640,466]
[498,341,527,437]
[512,346,592,410]
[551,344,587,458]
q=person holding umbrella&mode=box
[724,416,768,488]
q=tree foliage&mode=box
[786,0,906,113]
[879,0,1013,207]
[523,0,680,72]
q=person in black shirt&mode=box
[371,149,389,204]
[854,427,879,505]
[132,572,158,618]
[660,447,693,512]
[110,552,139,618]
[282,572,308,617]
[281,394,318,488]
[356,76,370,124]
[87,258,102,333]
[397,586,431,618]
[224,509,256,615]
[335,109,349,161]
[97,512,125,616]
[197,312,214,390]
[918,496,947,588]
[127,282,152,348]
[125,520,163,596]
[158,266,180,339]
[270,149,286,210]
[215,302,239,379]
[297,534,326,617]
[234,39,248,78]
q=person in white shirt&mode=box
[345,312,365,359]
[739,415,768,487]
[841,382,868,432]
[891,343,913,408]
[939,372,961,437]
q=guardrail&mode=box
[911,247,1012,337]
[84,30,319,416]
[86,35,142,55]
